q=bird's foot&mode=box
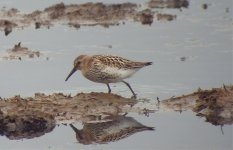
[131,94,137,99]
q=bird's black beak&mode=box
[65,67,77,81]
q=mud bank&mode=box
[0,93,135,123]
[0,110,55,140]
[0,93,135,140]
[161,85,233,125]
[0,85,232,124]
[157,13,176,21]
[0,42,42,60]
[148,0,189,9]
[0,2,154,35]
[0,85,232,140]
[0,1,187,35]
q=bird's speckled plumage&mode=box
[70,116,154,145]
[65,54,152,98]
[92,55,152,69]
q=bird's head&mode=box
[65,55,88,81]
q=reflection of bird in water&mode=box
[65,55,152,98]
[70,116,154,145]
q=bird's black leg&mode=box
[106,83,111,93]
[122,81,137,98]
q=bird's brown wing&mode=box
[93,55,151,69]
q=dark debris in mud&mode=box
[202,3,208,10]
[0,19,17,36]
[135,9,155,25]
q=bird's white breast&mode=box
[102,66,139,82]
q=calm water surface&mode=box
[0,0,232,149]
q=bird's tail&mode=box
[137,126,155,131]
[144,62,153,66]
[133,61,153,68]
[145,126,155,131]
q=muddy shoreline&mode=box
[0,85,232,140]
[161,85,233,125]
[0,1,188,36]
[0,2,151,36]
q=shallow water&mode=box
[0,111,232,150]
[0,0,232,149]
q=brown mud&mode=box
[0,1,187,35]
[0,2,150,35]
[0,85,232,140]
[157,13,176,21]
[0,110,55,140]
[148,0,189,9]
[0,92,135,123]
[0,42,42,60]
[0,92,135,140]
[161,85,233,125]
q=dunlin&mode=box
[70,116,154,144]
[65,55,152,98]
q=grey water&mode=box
[0,0,232,149]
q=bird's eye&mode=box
[77,61,81,65]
